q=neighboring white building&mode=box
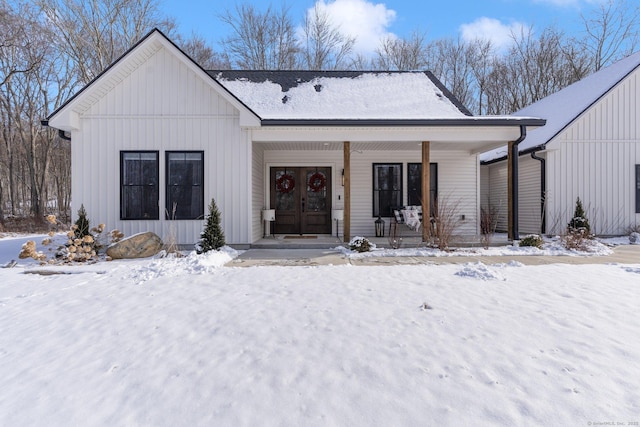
[46,29,543,247]
[481,50,640,237]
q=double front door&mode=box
[270,167,332,235]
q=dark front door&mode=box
[270,167,332,235]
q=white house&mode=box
[481,50,640,237]
[45,29,544,248]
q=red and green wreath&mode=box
[308,172,326,192]
[276,173,295,193]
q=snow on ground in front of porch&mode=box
[217,72,467,120]
[1,234,639,426]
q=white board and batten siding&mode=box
[71,45,252,246]
[483,156,543,235]
[483,66,640,236]
[261,148,481,237]
[546,69,640,235]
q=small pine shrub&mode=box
[197,198,226,254]
[74,204,91,239]
[567,197,591,235]
[349,236,374,253]
[519,234,543,249]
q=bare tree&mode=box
[579,0,640,71]
[177,33,231,69]
[374,31,428,71]
[481,26,589,114]
[0,1,48,220]
[426,37,477,112]
[300,3,355,70]
[220,3,299,69]
[467,39,497,115]
[38,0,173,84]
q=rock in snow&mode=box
[106,231,163,259]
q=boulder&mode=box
[106,231,163,259]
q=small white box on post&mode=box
[262,209,275,237]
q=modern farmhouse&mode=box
[45,29,544,247]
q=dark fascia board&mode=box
[260,118,547,127]
[423,70,473,116]
[480,143,548,165]
[45,28,261,124]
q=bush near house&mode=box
[519,234,543,249]
[567,197,591,235]
[196,198,226,254]
[562,197,593,251]
[349,236,374,253]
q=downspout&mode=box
[530,151,546,234]
[510,125,526,241]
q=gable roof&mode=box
[212,70,544,128]
[45,28,260,130]
[481,49,640,163]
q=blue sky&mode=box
[161,0,594,55]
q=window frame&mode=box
[407,162,438,216]
[636,164,640,214]
[120,151,159,220]
[372,163,403,217]
[165,151,205,220]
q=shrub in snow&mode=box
[196,198,226,254]
[630,232,640,244]
[73,204,91,239]
[349,236,374,253]
[562,197,594,252]
[519,234,543,249]
[567,197,591,235]
[17,211,122,264]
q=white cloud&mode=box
[459,17,529,50]
[308,0,397,55]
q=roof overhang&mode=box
[251,118,546,154]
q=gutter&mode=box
[530,151,546,234]
[260,118,547,127]
[40,120,71,141]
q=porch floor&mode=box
[251,233,510,249]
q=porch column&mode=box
[343,141,351,242]
[507,140,519,241]
[421,141,430,242]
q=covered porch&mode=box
[251,122,542,246]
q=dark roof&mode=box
[208,70,473,116]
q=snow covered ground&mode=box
[1,233,639,426]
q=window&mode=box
[120,151,159,220]
[373,163,402,217]
[408,163,438,216]
[166,151,204,219]
[636,165,640,213]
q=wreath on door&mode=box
[276,173,295,193]
[308,172,326,192]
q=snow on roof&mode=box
[481,50,640,162]
[214,71,469,120]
